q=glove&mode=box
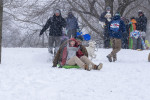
[99,21,105,28]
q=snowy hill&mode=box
[0,48,150,100]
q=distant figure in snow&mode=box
[136,10,147,50]
[66,11,79,38]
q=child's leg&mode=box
[80,56,95,66]
[66,56,85,68]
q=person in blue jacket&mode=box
[107,12,126,62]
[66,11,79,38]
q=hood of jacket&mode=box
[131,19,137,24]
[113,15,121,20]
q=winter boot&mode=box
[112,54,117,62]
[97,63,103,70]
[107,55,112,62]
[48,49,53,54]
[84,64,92,71]
[54,51,57,56]
[88,63,93,71]
[148,53,150,62]
[93,63,103,70]
[113,56,117,62]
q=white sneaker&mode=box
[97,63,103,70]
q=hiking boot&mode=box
[84,64,92,71]
[93,63,103,70]
[88,63,92,71]
[49,50,53,54]
[113,58,117,62]
[97,63,103,70]
[107,55,112,62]
[93,65,97,70]
[84,64,88,70]
[54,51,57,56]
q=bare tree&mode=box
[0,0,3,63]
[1,0,150,48]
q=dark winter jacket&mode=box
[40,14,66,36]
[99,11,112,36]
[99,12,111,26]
[53,39,88,67]
[108,15,126,39]
[66,15,79,30]
[136,15,147,32]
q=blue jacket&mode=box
[108,15,126,39]
[66,15,79,30]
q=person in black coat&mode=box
[136,10,147,39]
[136,10,147,49]
[121,17,129,49]
[40,9,66,54]
[99,6,112,48]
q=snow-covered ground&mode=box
[0,48,150,100]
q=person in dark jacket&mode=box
[66,11,79,38]
[39,9,66,54]
[99,6,112,48]
[121,17,129,49]
[107,12,126,62]
[136,10,147,50]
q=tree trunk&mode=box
[0,0,3,64]
[116,0,136,16]
[42,33,44,48]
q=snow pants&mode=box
[67,29,77,39]
[132,37,142,50]
[103,27,110,48]
[66,56,95,69]
[48,36,61,53]
[109,38,121,59]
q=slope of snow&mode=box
[0,48,150,100]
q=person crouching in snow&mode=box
[107,12,126,62]
[52,36,103,71]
